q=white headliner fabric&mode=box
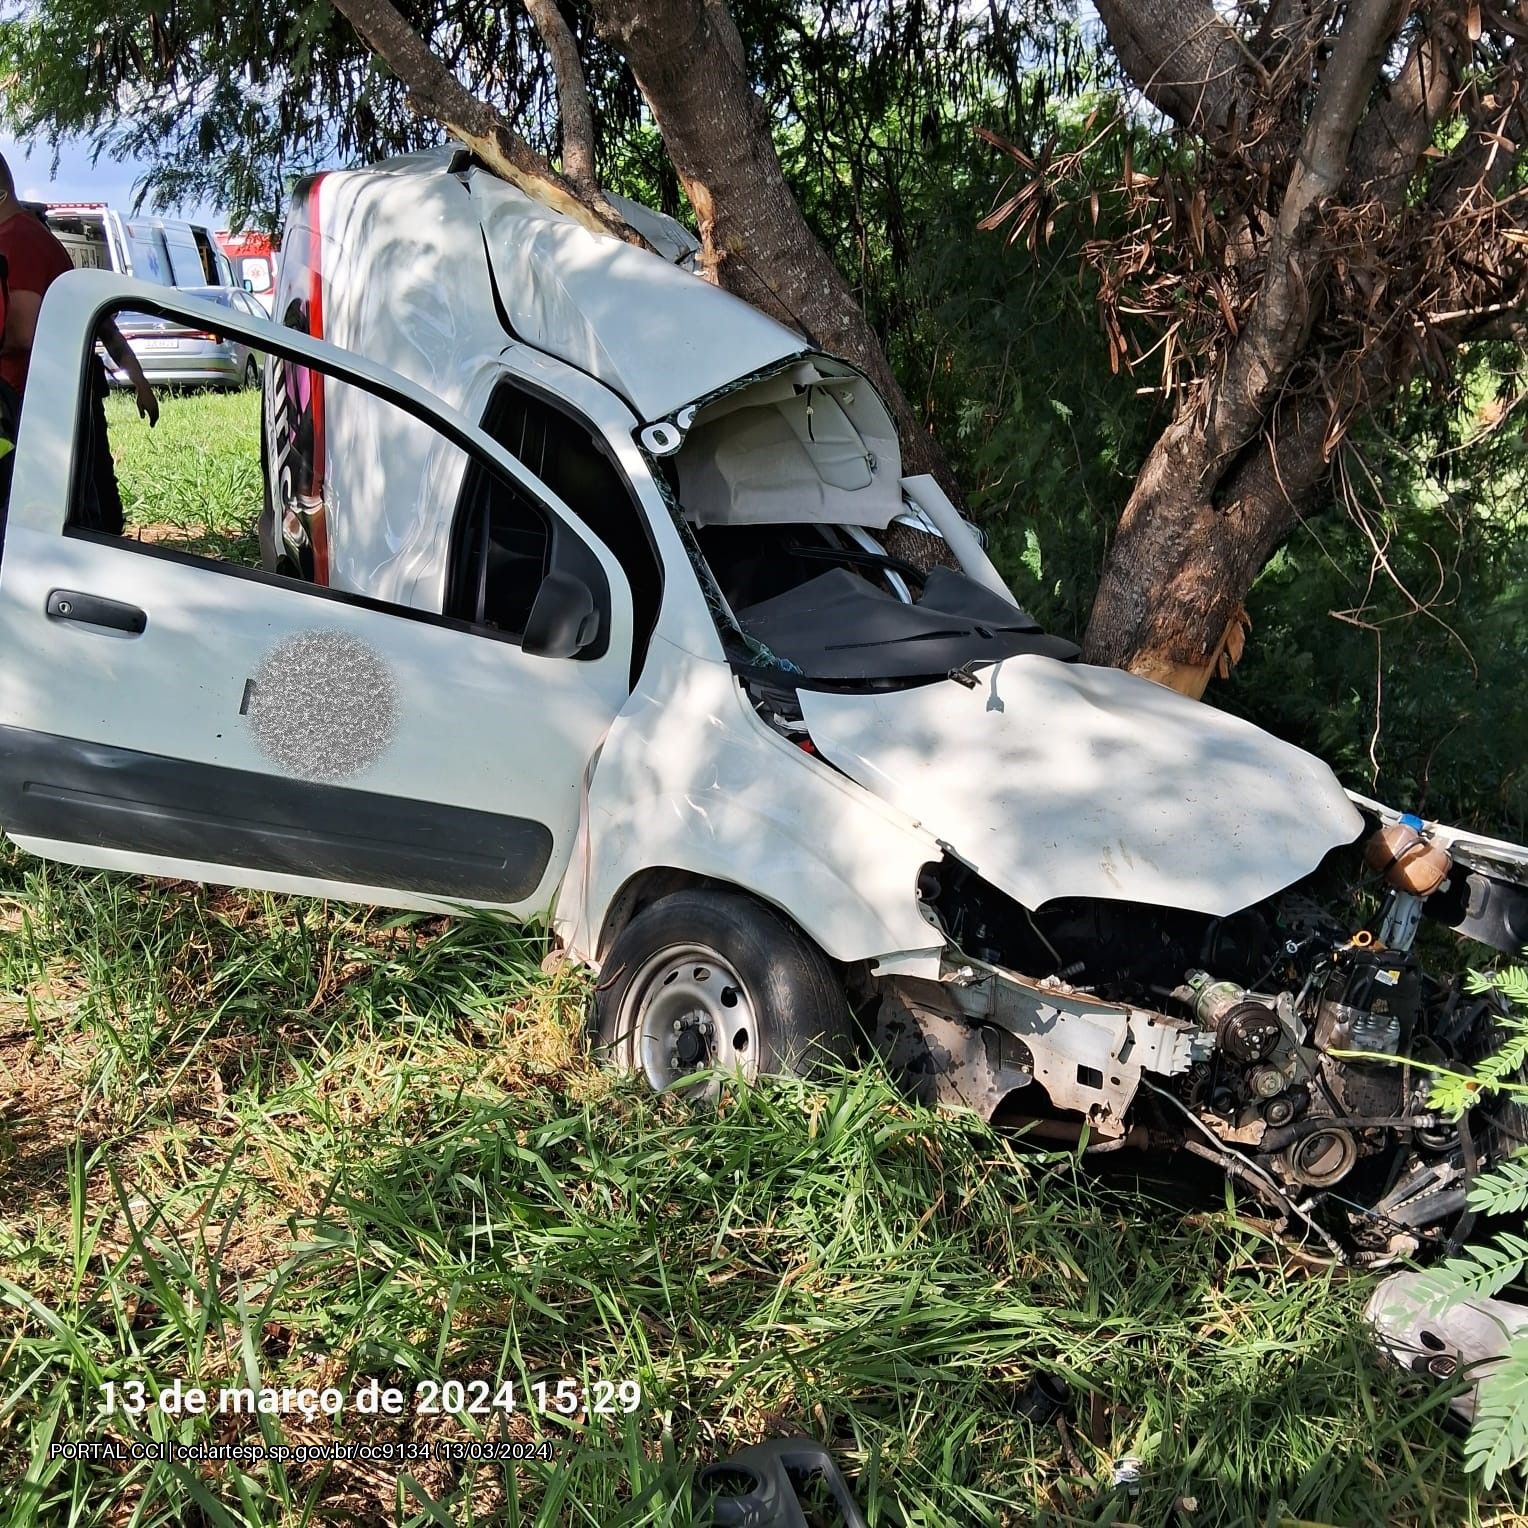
[676,377,902,528]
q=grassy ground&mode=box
[106,385,264,559]
[0,391,1523,1525]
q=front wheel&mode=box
[594,889,851,1092]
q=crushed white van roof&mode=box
[462,160,811,421]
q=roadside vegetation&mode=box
[0,392,1523,1525]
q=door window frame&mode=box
[16,272,632,669]
[464,368,667,686]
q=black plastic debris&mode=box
[695,1437,869,1527]
[1015,1369,1073,1423]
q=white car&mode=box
[2,149,1524,1265]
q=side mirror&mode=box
[522,570,600,659]
[242,278,254,292]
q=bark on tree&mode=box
[1082,0,1462,695]
[523,0,599,198]
[329,0,645,244]
[584,0,953,487]
[1092,0,1255,149]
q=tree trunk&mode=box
[1083,0,1446,696]
[588,0,954,488]
[523,0,599,198]
[1082,404,1328,692]
[330,0,647,245]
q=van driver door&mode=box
[0,270,634,917]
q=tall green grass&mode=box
[1,392,1522,1525]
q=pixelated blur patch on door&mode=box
[245,630,399,782]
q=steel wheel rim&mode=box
[621,942,759,1091]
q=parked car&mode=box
[99,286,265,391]
[43,203,236,290]
[2,150,1524,1268]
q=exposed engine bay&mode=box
[715,542,1526,1266]
[660,362,1527,1268]
[878,821,1528,1266]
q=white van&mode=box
[3,148,1525,1262]
[42,203,235,289]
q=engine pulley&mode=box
[1282,1126,1359,1188]
[1217,1000,1282,1064]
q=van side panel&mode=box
[281,159,509,608]
[121,219,175,285]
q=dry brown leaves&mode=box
[979,6,1528,451]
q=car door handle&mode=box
[46,589,148,634]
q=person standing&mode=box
[0,151,158,532]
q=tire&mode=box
[594,889,852,1092]
[242,355,260,390]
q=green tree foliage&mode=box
[1223,347,1528,838]
[0,0,641,225]
[1416,966,1528,1487]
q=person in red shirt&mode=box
[0,151,158,531]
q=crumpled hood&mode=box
[798,655,1365,918]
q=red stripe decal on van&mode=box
[307,173,330,585]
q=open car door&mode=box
[0,270,635,914]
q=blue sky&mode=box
[0,131,223,227]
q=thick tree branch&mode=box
[1293,0,1410,205]
[330,0,648,245]
[1351,22,1452,201]
[1093,0,1262,148]
[1429,302,1528,343]
[523,0,598,197]
[1201,0,1411,464]
[330,0,957,496]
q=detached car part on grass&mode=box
[1367,1270,1528,1425]
[1,149,1524,1270]
[696,1439,868,1528]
